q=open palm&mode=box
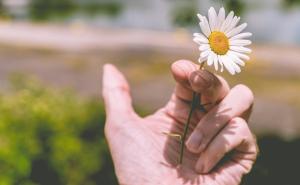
[102,60,258,185]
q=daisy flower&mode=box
[193,7,252,75]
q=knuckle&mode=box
[196,117,227,148]
[234,84,254,102]
[231,117,248,131]
[231,116,246,124]
[216,75,229,89]
[112,85,130,94]
[231,117,253,139]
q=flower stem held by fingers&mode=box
[178,63,205,165]
[178,92,199,164]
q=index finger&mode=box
[171,60,230,108]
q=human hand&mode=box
[102,60,258,185]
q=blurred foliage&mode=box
[223,0,245,15]
[282,0,300,7]
[0,75,117,185]
[29,0,75,21]
[0,0,9,18]
[81,2,122,17]
[172,0,246,27]
[29,0,122,21]
[172,3,198,27]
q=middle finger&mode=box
[185,84,254,153]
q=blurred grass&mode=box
[225,60,300,109]
[0,74,117,185]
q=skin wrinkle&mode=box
[230,158,251,173]
[175,84,193,102]
[164,113,197,143]
[166,100,199,127]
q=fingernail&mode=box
[190,71,212,91]
[186,133,202,153]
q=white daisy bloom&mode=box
[193,7,252,75]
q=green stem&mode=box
[178,63,205,164]
[179,92,201,164]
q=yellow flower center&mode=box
[208,31,229,55]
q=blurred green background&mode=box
[0,0,299,184]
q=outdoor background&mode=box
[0,0,299,184]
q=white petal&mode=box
[231,61,241,73]
[193,37,208,45]
[208,7,218,31]
[197,14,205,20]
[225,16,240,33]
[200,49,211,58]
[230,32,252,40]
[217,7,225,29]
[199,17,211,37]
[193,38,208,45]
[199,53,209,63]
[227,51,245,66]
[193,33,209,43]
[230,39,252,46]
[230,50,250,60]
[198,57,206,64]
[230,46,252,53]
[198,57,206,63]
[193,32,208,39]
[220,11,234,32]
[218,55,224,72]
[212,53,218,71]
[226,23,247,38]
[207,52,214,66]
[235,58,245,66]
[221,55,235,75]
[199,44,210,51]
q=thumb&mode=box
[102,64,136,122]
